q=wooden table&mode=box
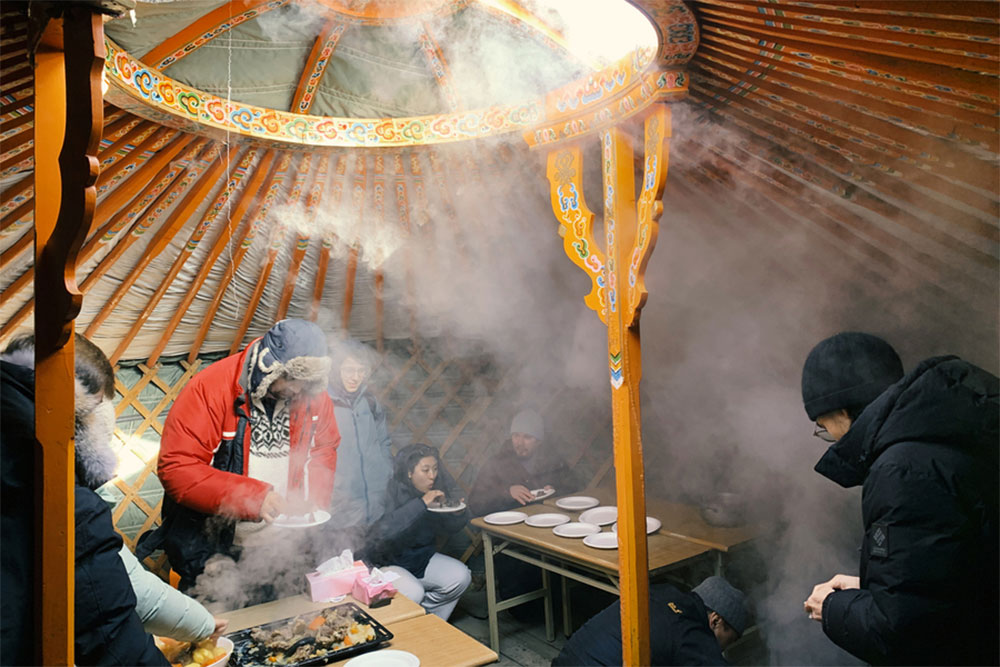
[222,594,497,666]
[220,593,425,632]
[544,490,760,553]
[471,502,714,653]
[328,614,498,666]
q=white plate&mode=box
[529,488,556,502]
[483,510,528,525]
[611,517,662,534]
[552,522,602,538]
[426,500,466,513]
[578,506,617,526]
[345,649,420,667]
[272,509,331,528]
[583,532,619,550]
[555,496,600,511]
[524,512,570,528]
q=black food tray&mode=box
[228,602,393,666]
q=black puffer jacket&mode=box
[815,356,998,666]
[552,584,726,666]
[0,361,167,666]
[366,444,467,578]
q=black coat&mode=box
[552,584,727,666]
[367,446,467,578]
[0,361,167,666]
[469,439,579,517]
[815,356,998,666]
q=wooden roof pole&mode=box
[84,144,226,337]
[342,154,366,329]
[146,149,276,365]
[544,105,670,666]
[32,8,104,664]
[276,154,327,320]
[112,146,256,364]
[189,152,292,362]
[229,154,311,354]
[308,155,348,322]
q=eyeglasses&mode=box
[813,424,837,442]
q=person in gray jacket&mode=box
[325,339,393,549]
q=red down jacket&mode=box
[157,343,340,520]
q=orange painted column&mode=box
[546,105,670,666]
[32,8,105,665]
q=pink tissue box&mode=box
[352,574,397,607]
[306,562,368,602]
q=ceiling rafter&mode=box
[698,31,999,149]
[229,152,312,354]
[417,20,462,111]
[309,154,348,321]
[276,154,330,320]
[677,134,995,296]
[142,0,293,71]
[291,18,346,114]
[692,55,999,191]
[1,94,33,116]
[688,89,999,245]
[690,79,999,219]
[113,146,259,364]
[340,152,367,328]
[94,127,178,193]
[695,3,998,70]
[370,153,387,347]
[84,143,230,338]
[186,151,293,362]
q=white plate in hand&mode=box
[583,532,619,550]
[524,512,570,528]
[555,496,600,511]
[529,488,556,502]
[579,506,617,526]
[552,522,602,538]
[484,511,528,525]
[611,517,662,534]
[272,510,331,528]
[426,500,466,513]
[346,649,420,666]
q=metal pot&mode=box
[699,492,745,527]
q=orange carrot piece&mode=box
[307,615,325,631]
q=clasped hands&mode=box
[804,574,860,622]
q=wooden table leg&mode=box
[562,576,572,637]
[483,532,500,654]
[541,557,554,642]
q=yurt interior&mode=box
[1,0,997,665]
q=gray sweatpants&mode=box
[386,553,471,621]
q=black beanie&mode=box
[801,332,904,421]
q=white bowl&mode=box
[205,636,234,667]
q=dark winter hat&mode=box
[801,332,903,421]
[248,319,331,400]
[692,576,748,637]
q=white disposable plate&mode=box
[524,512,570,528]
[345,649,420,667]
[204,636,233,667]
[611,516,662,534]
[483,510,528,525]
[583,532,619,550]
[578,506,617,526]
[272,509,331,528]
[552,522,602,538]
[529,488,556,502]
[426,500,466,513]
[555,495,600,511]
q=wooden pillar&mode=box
[32,7,105,665]
[546,105,670,666]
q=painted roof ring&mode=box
[101,0,699,149]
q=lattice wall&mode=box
[101,338,613,576]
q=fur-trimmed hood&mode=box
[245,319,331,401]
[0,350,118,489]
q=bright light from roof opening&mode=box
[521,0,659,69]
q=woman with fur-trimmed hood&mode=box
[137,319,340,589]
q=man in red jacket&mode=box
[137,319,340,592]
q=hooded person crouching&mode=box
[136,319,340,593]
